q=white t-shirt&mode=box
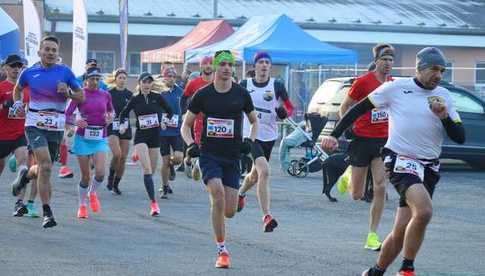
[368,78,461,159]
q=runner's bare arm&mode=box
[246,110,259,141]
[181,111,196,145]
[339,95,356,119]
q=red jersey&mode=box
[0,80,30,140]
[348,72,391,138]
[184,76,211,145]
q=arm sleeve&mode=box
[180,95,188,114]
[275,80,289,101]
[330,98,375,138]
[107,93,114,113]
[64,99,78,125]
[441,116,465,144]
[119,96,135,124]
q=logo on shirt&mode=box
[248,89,255,93]
[33,74,41,78]
[403,90,413,94]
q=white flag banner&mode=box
[23,0,41,66]
[72,0,88,76]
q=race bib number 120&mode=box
[207,117,234,138]
[393,155,424,181]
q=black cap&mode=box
[86,58,97,65]
[138,72,154,82]
[86,67,102,78]
[4,54,24,66]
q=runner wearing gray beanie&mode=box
[416,47,446,71]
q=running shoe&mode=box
[184,160,192,179]
[396,270,415,276]
[131,152,139,162]
[160,185,169,199]
[215,251,231,269]
[167,184,173,194]
[336,167,351,194]
[169,164,176,181]
[365,232,382,251]
[89,192,101,213]
[112,186,122,195]
[77,205,88,219]
[42,215,57,228]
[191,159,201,181]
[150,201,160,216]
[13,201,28,217]
[26,202,39,218]
[263,214,278,232]
[237,194,246,212]
[107,182,113,191]
[11,167,29,196]
[58,165,74,178]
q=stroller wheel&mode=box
[294,159,309,178]
[287,160,299,176]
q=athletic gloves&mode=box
[275,106,288,119]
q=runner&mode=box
[158,67,183,199]
[0,54,38,217]
[65,67,113,219]
[180,56,213,180]
[11,36,84,228]
[321,47,465,276]
[105,68,132,195]
[181,50,258,268]
[337,44,395,250]
[118,72,173,216]
[237,51,294,232]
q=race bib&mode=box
[371,108,388,124]
[393,155,424,182]
[255,108,272,125]
[138,113,159,129]
[207,117,234,138]
[112,119,128,131]
[84,126,104,140]
[162,113,179,128]
[35,111,64,131]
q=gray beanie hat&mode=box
[416,47,446,71]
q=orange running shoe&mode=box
[396,270,415,276]
[89,193,100,213]
[150,201,160,216]
[77,205,88,219]
[131,152,139,162]
[58,166,74,178]
[263,214,278,232]
[215,251,230,269]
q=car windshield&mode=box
[312,80,344,104]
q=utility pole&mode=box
[213,0,218,18]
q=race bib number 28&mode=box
[393,155,424,182]
[207,117,234,138]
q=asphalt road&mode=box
[0,154,484,276]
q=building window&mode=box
[128,53,141,75]
[443,62,453,83]
[476,62,485,85]
[86,51,115,73]
[140,63,162,75]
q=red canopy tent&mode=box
[140,20,234,64]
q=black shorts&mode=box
[134,129,160,149]
[159,136,183,156]
[199,152,240,189]
[107,123,133,140]
[251,139,275,161]
[382,148,440,208]
[25,126,62,162]
[348,137,387,167]
[0,136,28,159]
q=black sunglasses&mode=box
[8,63,23,68]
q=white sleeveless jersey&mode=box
[243,78,279,141]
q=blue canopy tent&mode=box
[185,14,357,65]
[0,7,20,61]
